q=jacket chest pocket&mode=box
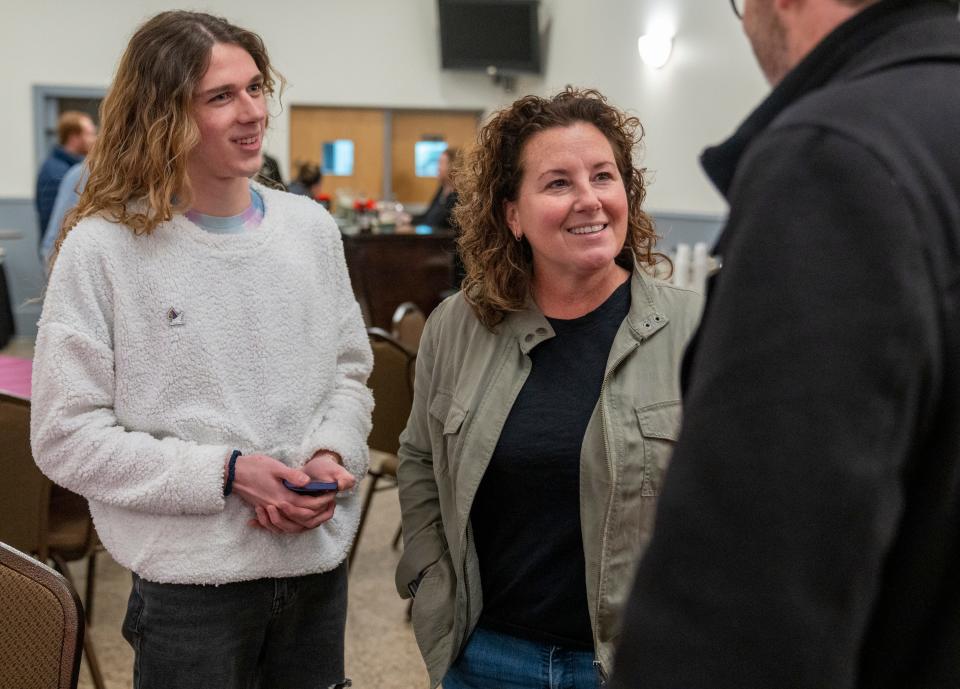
[428,391,467,477]
[636,400,682,497]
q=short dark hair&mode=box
[295,162,322,187]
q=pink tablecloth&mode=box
[0,355,32,398]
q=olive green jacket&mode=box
[395,269,703,688]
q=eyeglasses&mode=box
[730,0,743,19]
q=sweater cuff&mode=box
[299,427,369,479]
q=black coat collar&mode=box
[701,0,960,198]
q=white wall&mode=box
[0,0,768,215]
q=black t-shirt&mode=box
[471,278,631,649]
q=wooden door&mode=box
[390,110,480,204]
[289,106,385,204]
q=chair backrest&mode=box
[0,541,84,689]
[0,393,50,558]
[367,329,416,456]
[391,302,426,354]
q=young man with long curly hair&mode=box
[32,11,371,689]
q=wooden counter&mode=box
[342,229,457,330]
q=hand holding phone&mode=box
[282,479,339,495]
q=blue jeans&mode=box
[443,626,601,689]
[121,564,349,689]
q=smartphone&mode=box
[282,479,339,495]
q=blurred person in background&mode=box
[35,110,96,249]
[411,147,459,229]
[40,162,87,268]
[288,161,324,199]
[258,151,286,189]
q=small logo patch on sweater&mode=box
[166,308,185,326]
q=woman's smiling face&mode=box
[505,122,628,284]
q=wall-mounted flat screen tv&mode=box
[438,0,542,75]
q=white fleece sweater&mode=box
[31,185,373,585]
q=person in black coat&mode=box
[610,1,960,688]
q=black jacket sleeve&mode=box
[610,125,938,689]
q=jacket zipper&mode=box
[593,341,637,680]
[594,660,609,685]
[454,347,531,665]
[461,523,474,654]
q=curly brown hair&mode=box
[50,11,283,269]
[455,87,666,329]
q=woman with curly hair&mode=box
[395,87,703,688]
[32,11,371,689]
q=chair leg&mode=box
[348,472,381,571]
[82,627,107,689]
[85,549,98,624]
[51,553,107,689]
[391,522,403,551]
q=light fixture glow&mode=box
[638,33,674,69]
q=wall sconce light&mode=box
[637,32,674,69]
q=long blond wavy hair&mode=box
[455,87,667,330]
[50,11,282,268]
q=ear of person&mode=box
[504,200,523,241]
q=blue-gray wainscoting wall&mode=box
[652,211,726,252]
